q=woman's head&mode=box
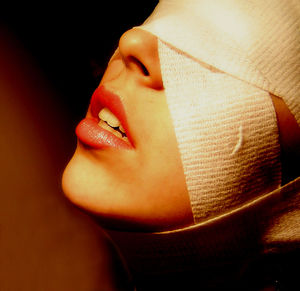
[63,0,300,232]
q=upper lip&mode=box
[89,85,134,146]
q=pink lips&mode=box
[75,85,134,150]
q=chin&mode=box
[61,148,97,212]
[62,152,84,208]
[61,148,137,226]
[61,142,193,232]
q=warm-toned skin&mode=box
[63,28,193,232]
[63,28,300,232]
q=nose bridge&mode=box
[118,28,163,90]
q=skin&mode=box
[63,28,194,232]
[62,28,300,232]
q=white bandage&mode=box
[158,41,281,222]
[141,0,300,124]
[139,0,300,223]
[107,0,300,279]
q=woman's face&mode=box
[62,28,194,231]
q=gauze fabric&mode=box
[139,0,300,222]
[138,0,299,222]
[157,40,281,222]
[107,0,300,282]
[141,0,300,124]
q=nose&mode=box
[118,28,163,90]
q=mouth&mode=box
[97,107,129,142]
[75,85,134,150]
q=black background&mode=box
[0,2,158,291]
[1,1,158,124]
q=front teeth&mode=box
[119,125,125,133]
[98,120,122,138]
[98,108,128,141]
[98,108,120,127]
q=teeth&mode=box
[97,107,128,142]
[98,120,122,138]
[98,108,120,127]
[119,125,125,133]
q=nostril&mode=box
[140,61,150,76]
[129,56,150,76]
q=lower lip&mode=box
[76,118,133,150]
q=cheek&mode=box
[137,150,192,229]
[129,96,191,222]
